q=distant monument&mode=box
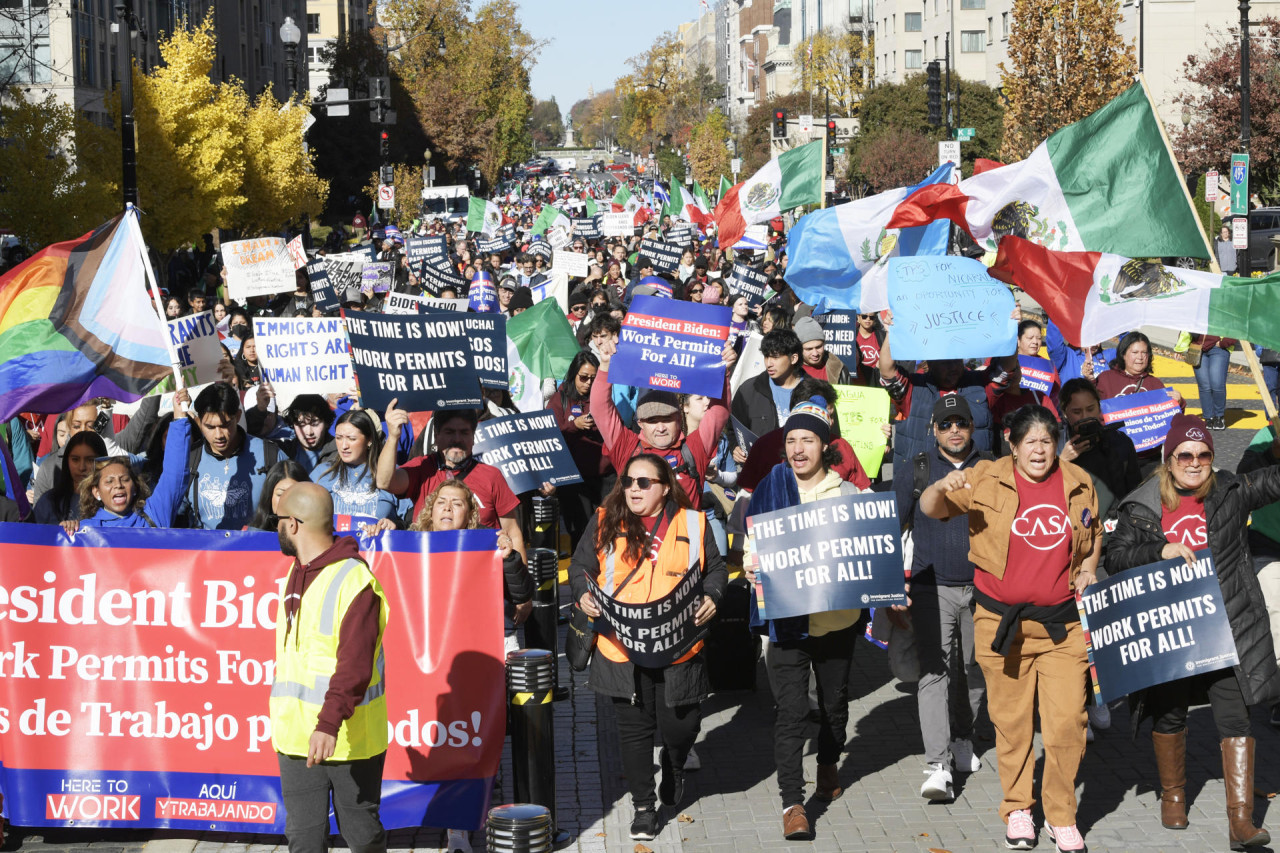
[563,118,575,148]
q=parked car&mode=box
[587,160,605,173]
[1248,207,1280,270]
[0,230,29,269]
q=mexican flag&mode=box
[668,175,709,226]
[991,235,1280,351]
[714,140,824,248]
[506,297,580,413]
[718,175,732,201]
[580,191,598,217]
[466,197,503,235]
[887,82,1207,259]
[692,180,713,217]
[612,183,646,225]
[531,204,570,236]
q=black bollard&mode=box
[505,650,571,847]
[522,547,560,661]
[528,495,559,551]
[486,803,551,853]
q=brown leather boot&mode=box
[782,804,812,840]
[1222,736,1271,849]
[1152,730,1188,829]
[815,763,843,801]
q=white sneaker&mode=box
[951,738,982,773]
[920,762,953,801]
[683,745,701,771]
[1087,701,1111,731]
[446,829,472,853]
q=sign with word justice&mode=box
[886,256,1018,361]
[585,565,707,669]
[0,525,505,832]
[1079,551,1238,704]
[609,296,731,398]
[472,410,582,495]
[252,317,353,408]
[748,492,906,620]
[1100,388,1181,453]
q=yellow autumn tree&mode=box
[616,33,687,152]
[0,91,117,248]
[688,110,731,188]
[235,92,329,235]
[999,0,1136,160]
[796,27,873,116]
[362,163,424,227]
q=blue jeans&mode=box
[1193,346,1230,419]
[1264,364,1279,413]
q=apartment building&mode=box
[304,0,368,97]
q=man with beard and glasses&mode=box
[375,403,526,558]
[272,483,389,853]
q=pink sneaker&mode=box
[1046,822,1086,852]
[1005,808,1037,850]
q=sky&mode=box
[514,0,707,121]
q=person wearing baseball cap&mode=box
[743,396,871,841]
[1107,413,1280,847]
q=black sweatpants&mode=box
[277,751,387,853]
[1148,669,1251,739]
[611,666,703,809]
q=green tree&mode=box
[736,92,812,175]
[856,74,1004,173]
[529,98,564,148]
[999,0,1136,160]
[688,110,731,187]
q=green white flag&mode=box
[506,298,580,412]
[466,197,503,235]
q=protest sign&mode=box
[832,384,891,478]
[601,212,634,237]
[527,241,553,262]
[344,310,486,411]
[306,259,339,313]
[385,291,423,315]
[732,416,758,453]
[0,525,504,832]
[572,216,602,240]
[422,297,469,312]
[727,263,771,311]
[222,238,297,302]
[417,260,466,298]
[473,410,583,495]
[476,234,511,255]
[748,492,906,620]
[1079,551,1239,704]
[168,311,224,387]
[456,313,507,389]
[252,316,353,408]
[405,234,447,267]
[585,565,708,669]
[1100,389,1181,453]
[639,239,683,274]
[325,256,365,303]
[285,235,308,269]
[553,250,590,278]
[886,256,1018,361]
[362,261,394,295]
[812,311,860,361]
[1019,355,1058,395]
[665,226,694,248]
[468,275,498,313]
[610,295,731,398]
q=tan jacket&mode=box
[939,456,1099,585]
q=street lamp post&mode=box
[115,0,138,207]
[280,16,301,95]
[424,148,433,188]
[1239,0,1251,277]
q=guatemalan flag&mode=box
[782,162,954,314]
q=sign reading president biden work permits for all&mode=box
[609,295,731,398]
[473,410,583,495]
[344,310,487,411]
[748,492,906,621]
[1079,551,1238,704]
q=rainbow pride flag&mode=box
[0,211,171,423]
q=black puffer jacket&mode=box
[1105,467,1280,726]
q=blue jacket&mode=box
[1045,319,1113,384]
[80,419,190,528]
[894,443,986,586]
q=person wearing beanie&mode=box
[743,394,871,841]
[507,286,534,316]
[566,287,590,331]
[793,317,853,386]
[1107,414,1280,847]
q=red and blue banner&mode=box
[1018,355,1057,396]
[610,295,731,398]
[0,524,505,833]
[1100,388,1181,453]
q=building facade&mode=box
[304,0,367,97]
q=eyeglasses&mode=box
[1173,451,1213,466]
[859,314,876,320]
[571,304,587,312]
[937,419,972,431]
[620,475,659,490]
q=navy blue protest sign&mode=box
[417,259,466,297]
[473,409,583,495]
[732,416,758,453]
[639,238,683,274]
[405,234,448,267]
[476,234,512,255]
[728,262,771,311]
[1100,389,1181,453]
[307,258,339,313]
[610,295,731,398]
[886,256,1018,361]
[343,309,484,412]
[1019,355,1057,395]
[572,216,602,241]
[585,565,708,669]
[527,241,553,262]
[456,313,507,389]
[813,311,860,361]
[1079,551,1238,705]
[748,492,906,620]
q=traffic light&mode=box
[379,130,389,160]
[369,75,390,123]
[380,164,394,185]
[926,62,942,127]
[772,109,788,139]
[826,118,837,136]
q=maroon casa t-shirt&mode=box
[1162,494,1207,548]
[976,466,1074,606]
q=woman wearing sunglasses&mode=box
[59,390,193,533]
[1106,414,1280,848]
[569,453,726,842]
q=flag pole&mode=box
[127,206,186,397]
[1137,73,1277,420]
